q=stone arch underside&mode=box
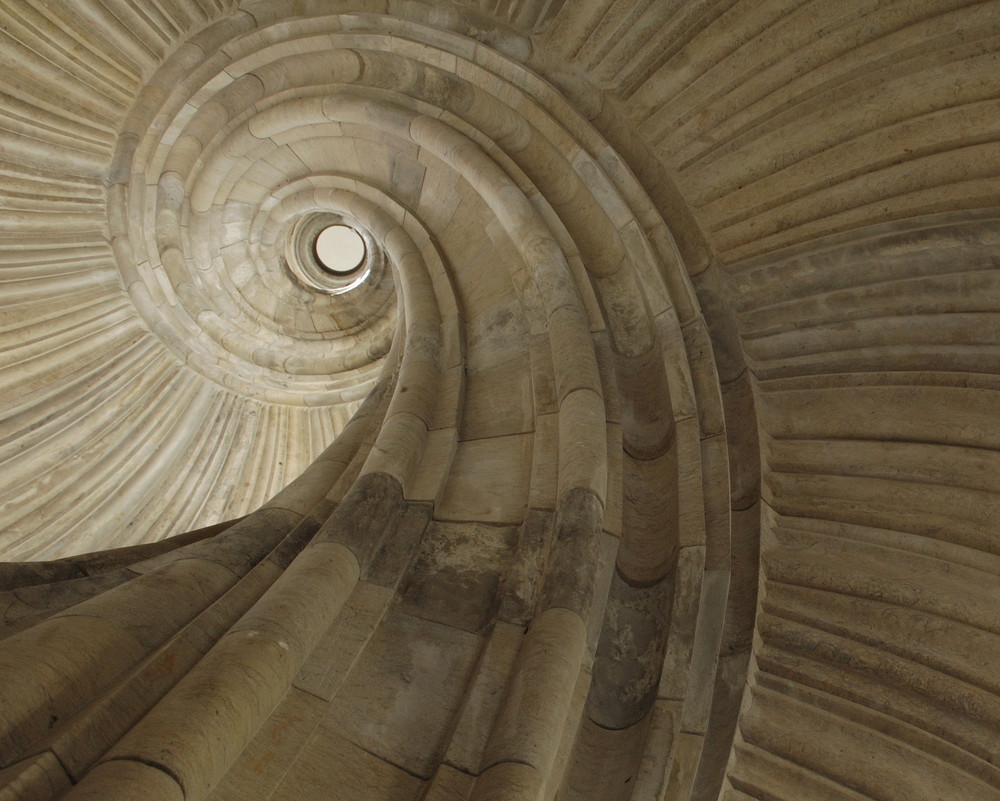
[0,2,999,800]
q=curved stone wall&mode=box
[1,2,999,801]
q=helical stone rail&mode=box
[0,5,742,801]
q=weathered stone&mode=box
[3,5,998,801]
[315,471,404,570]
[587,571,674,730]
[497,509,552,626]
[366,501,434,588]
[537,488,604,618]
[326,610,482,778]
[398,520,518,633]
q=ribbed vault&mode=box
[1,2,998,800]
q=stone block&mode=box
[444,622,524,774]
[438,434,532,524]
[398,520,518,633]
[407,426,458,504]
[294,582,393,703]
[326,610,482,778]
[423,763,475,801]
[0,751,70,801]
[0,614,146,760]
[484,608,586,774]
[498,510,552,626]
[527,413,558,510]
[557,716,647,801]
[461,357,534,439]
[269,721,424,801]
[681,570,731,735]
[658,546,706,702]
[65,759,182,801]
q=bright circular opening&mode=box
[314,225,365,274]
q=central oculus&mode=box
[315,225,366,275]
[285,214,378,295]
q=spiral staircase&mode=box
[1,2,999,799]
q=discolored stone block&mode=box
[398,520,518,633]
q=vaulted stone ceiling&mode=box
[1,2,998,800]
